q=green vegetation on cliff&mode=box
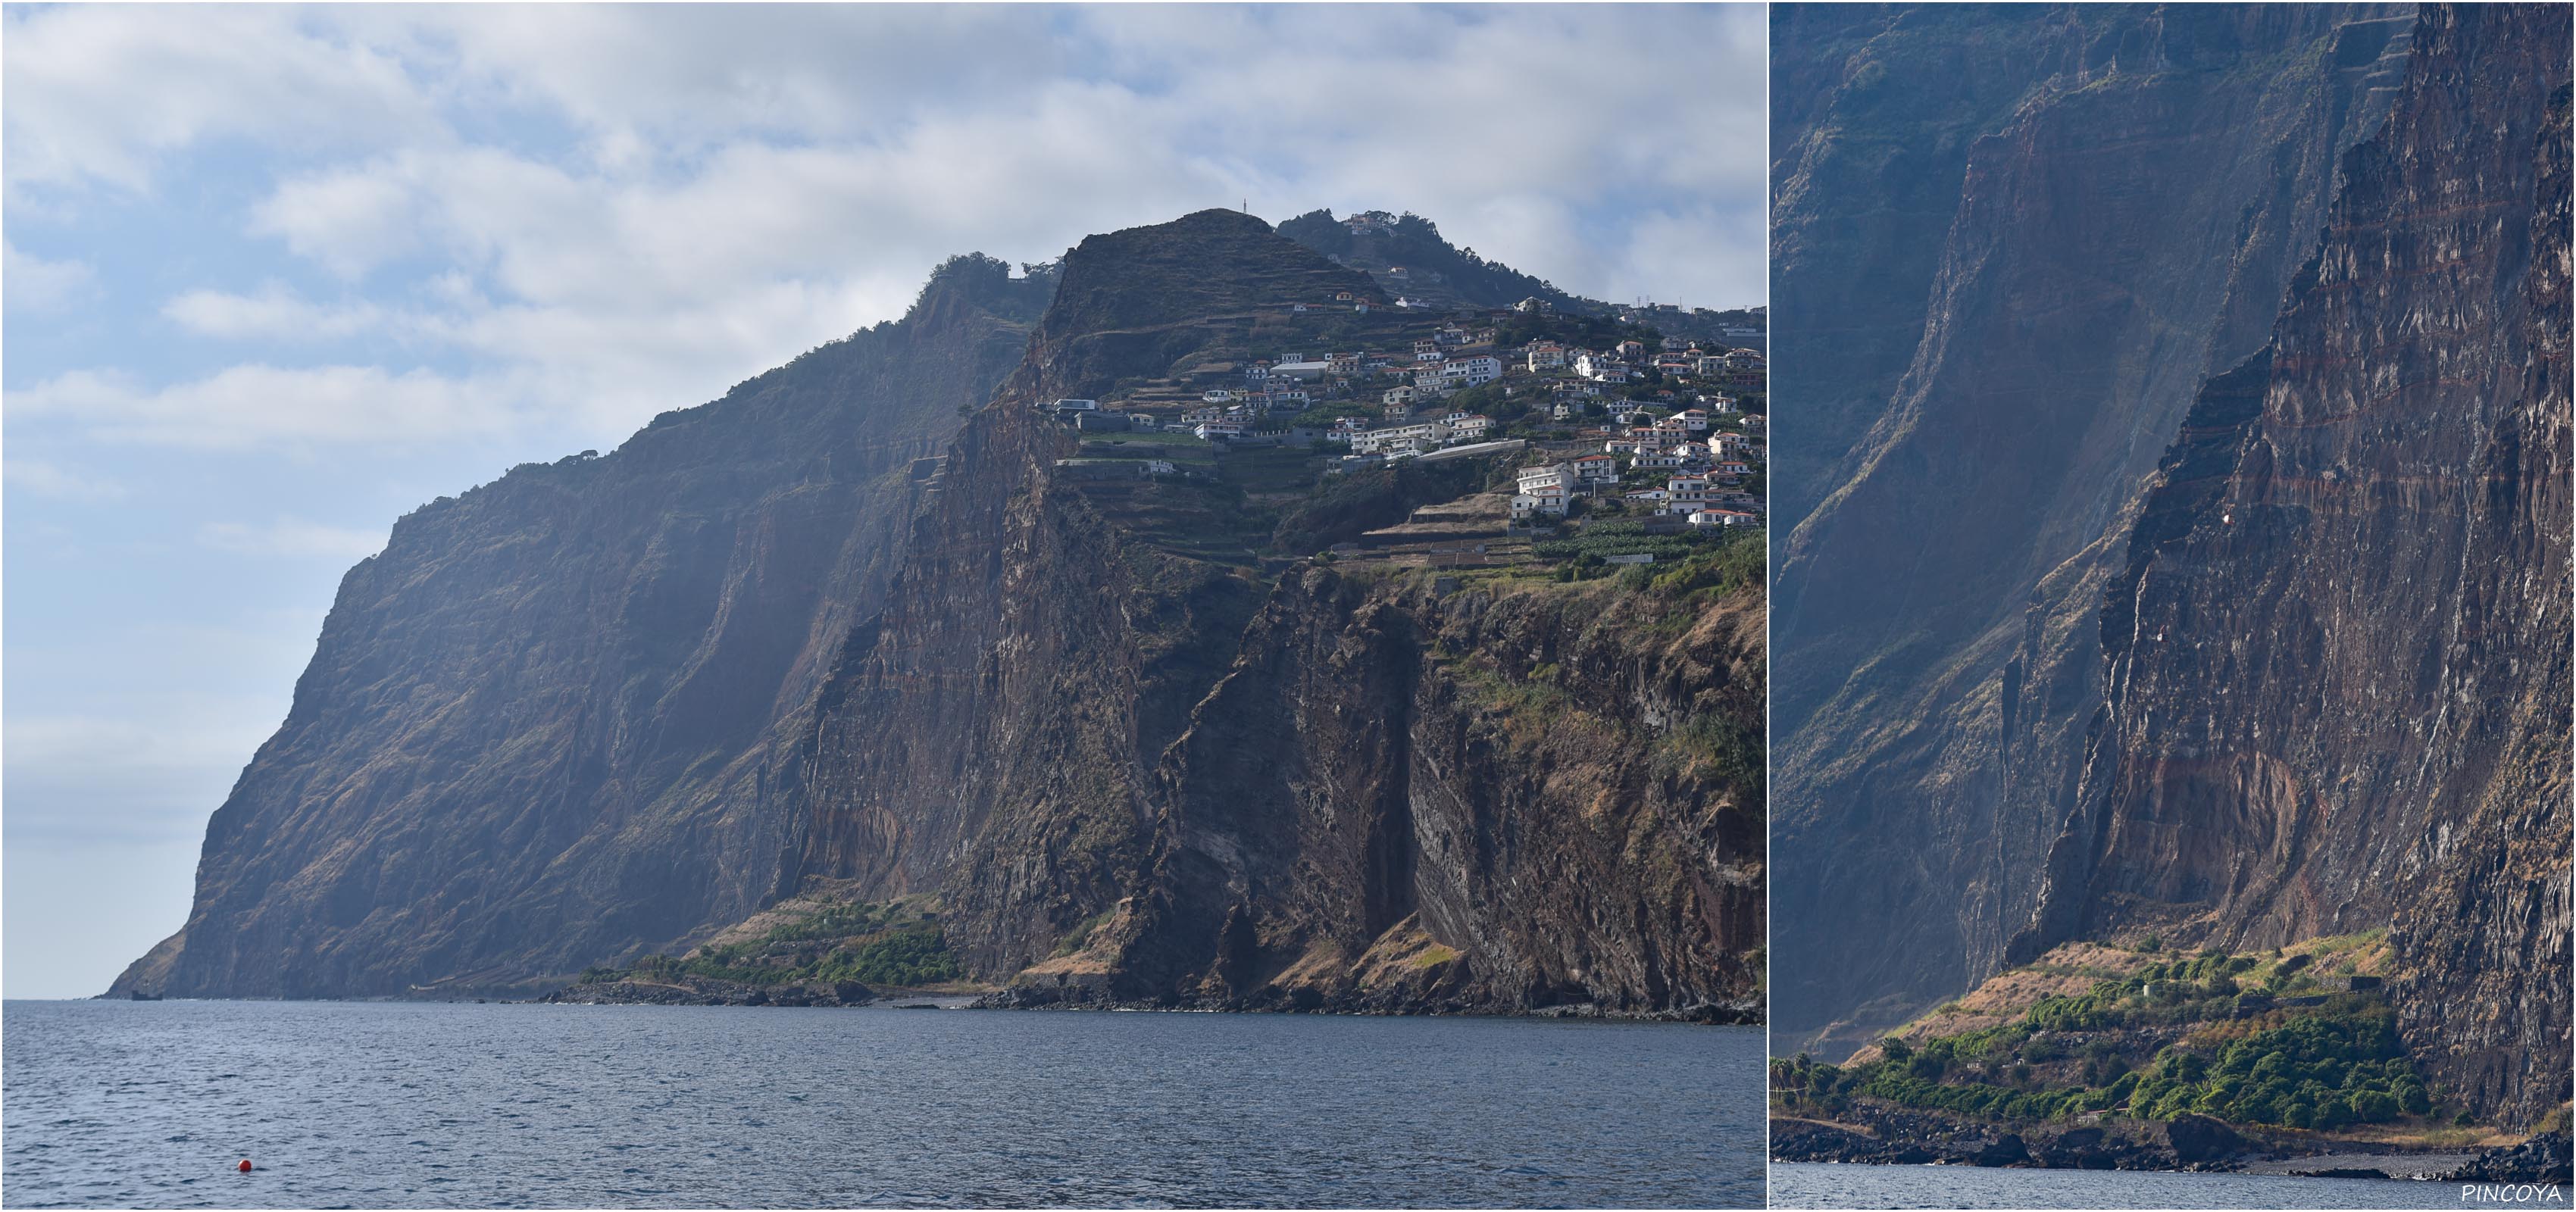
[582,898,965,989]
[1773,936,2460,1134]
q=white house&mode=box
[1440,355,1502,388]
[1446,414,1493,441]
[1576,355,1630,385]
[1571,453,1620,483]
[1526,342,1568,371]
[1383,386,1418,408]
[1270,359,1331,380]
[1515,463,1577,514]
[1052,398,1100,412]
[1352,422,1454,456]
[1203,389,1235,403]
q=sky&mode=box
[1,3,1767,999]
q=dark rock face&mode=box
[110,258,1053,998]
[2160,1114,2245,1167]
[2026,5,2572,1128]
[2448,1132,2576,1185]
[797,211,1766,1017]
[1770,2,2419,1056]
[1769,1104,2215,1172]
[1109,569,1764,1016]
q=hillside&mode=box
[112,255,1050,999]
[793,210,1765,1017]
[1769,0,2570,1136]
[115,210,1766,1021]
[1277,208,1763,347]
[1771,2,2415,1051]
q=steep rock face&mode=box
[1770,3,2415,1053]
[111,258,1051,998]
[2029,6,2571,1126]
[1105,570,1765,1016]
[797,211,1765,1014]
[792,211,1368,976]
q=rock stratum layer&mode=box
[1773,1,2569,1129]
[117,211,1765,1021]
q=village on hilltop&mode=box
[1036,276,1764,576]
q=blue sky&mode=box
[2,3,1765,999]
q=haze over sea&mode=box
[3,1000,1760,1209]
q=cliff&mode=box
[1770,2,2420,1055]
[118,210,1767,1020]
[796,210,1765,1017]
[1098,565,1763,1017]
[111,255,1053,998]
[2026,5,2571,1128]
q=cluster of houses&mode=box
[1039,297,1767,536]
[1511,417,1762,529]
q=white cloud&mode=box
[162,283,385,341]
[5,364,522,448]
[1,5,440,195]
[199,516,387,561]
[3,458,128,501]
[3,241,98,311]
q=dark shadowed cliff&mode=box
[2025,5,2571,1128]
[1770,2,2418,1054]
[1774,1,2569,1130]
[113,256,1053,998]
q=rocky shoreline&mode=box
[533,970,1758,1024]
[970,976,1761,1024]
[1771,1107,2573,1185]
[539,975,888,1007]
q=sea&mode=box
[1770,1160,2571,1210]
[2,998,1762,1209]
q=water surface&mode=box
[5,999,1760,1208]
[1771,1159,2569,1210]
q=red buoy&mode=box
[237,1160,253,1173]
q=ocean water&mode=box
[2,999,1761,1209]
[1770,1160,2571,1210]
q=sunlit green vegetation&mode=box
[1770,945,2434,1132]
[578,901,964,989]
